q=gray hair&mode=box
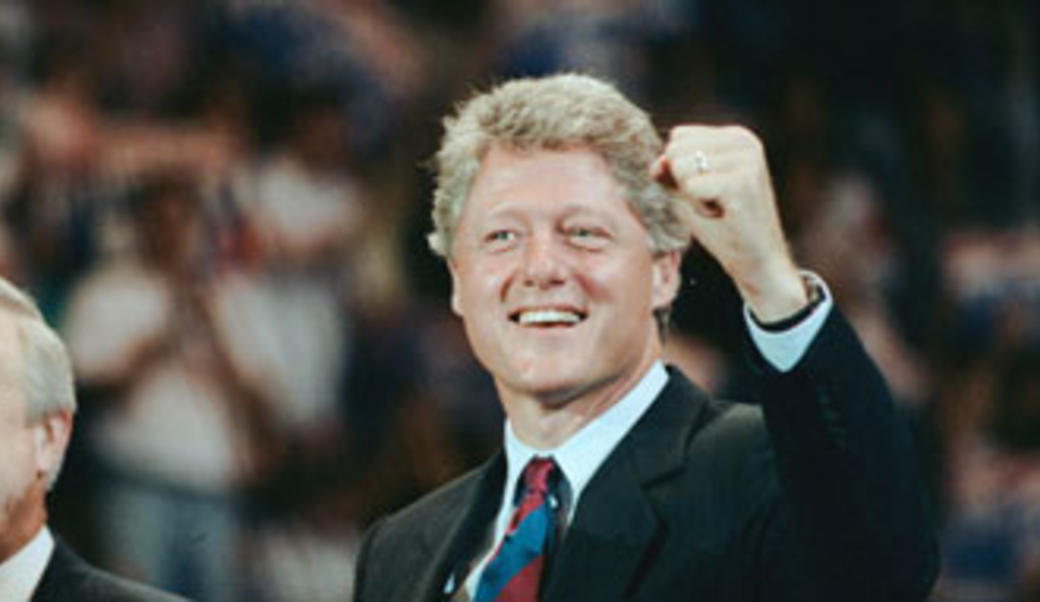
[0,276,76,486]
[428,73,691,258]
[428,73,691,335]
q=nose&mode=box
[520,232,566,288]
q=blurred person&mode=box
[0,275,185,601]
[3,35,104,312]
[169,83,376,601]
[61,176,277,602]
[929,229,1040,601]
[221,83,362,452]
[4,26,242,311]
[931,346,1040,602]
[240,85,364,269]
[353,74,938,601]
[209,84,379,600]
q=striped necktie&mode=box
[474,457,561,602]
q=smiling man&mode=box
[353,74,938,602]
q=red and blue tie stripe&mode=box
[474,458,559,602]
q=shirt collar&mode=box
[502,360,668,519]
[0,526,54,602]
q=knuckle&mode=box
[671,125,696,140]
[679,156,701,177]
[725,125,763,150]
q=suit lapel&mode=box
[543,369,714,601]
[542,450,657,602]
[412,453,506,601]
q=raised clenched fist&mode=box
[652,125,808,322]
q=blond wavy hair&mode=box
[428,73,691,258]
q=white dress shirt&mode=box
[454,274,834,598]
[0,527,54,602]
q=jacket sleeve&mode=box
[749,309,939,602]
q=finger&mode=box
[672,174,731,223]
[664,132,764,183]
[651,155,678,190]
[677,191,725,219]
[651,154,667,179]
[675,196,723,243]
[667,151,744,182]
[666,124,762,155]
[665,143,757,174]
[690,197,724,219]
[672,166,728,202]
[672,196,698,231]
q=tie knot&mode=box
[522,457,557,496]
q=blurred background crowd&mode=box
[0,0,1037,600]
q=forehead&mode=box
[463,145,630,218]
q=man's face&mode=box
[0,314,41,538]
[448,145,680,407]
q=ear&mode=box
[651,250,682,311]
[33,411,72,485]
[447,260,464,317]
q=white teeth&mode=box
[517,309,582,325]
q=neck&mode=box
[0,481,47,563]
[500,350,660,450]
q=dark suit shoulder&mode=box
[626,371,778,539]
[692,400,768,452]
[683,398,778,514]
[34,540,188,602]
[355,457,503,602]
[655,370,773,489]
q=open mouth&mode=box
[509,308,587,328]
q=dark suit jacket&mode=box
[32,539,188,602]
[354,311,939,601]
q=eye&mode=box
[564,225,609,249]
[482,229,520,251]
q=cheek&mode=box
[455,266,510,352]
[583,259,655,309]
[460,261,513,305]
[0,436,35,498]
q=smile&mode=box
[510,308,587,327]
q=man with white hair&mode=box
[0,276,185,601]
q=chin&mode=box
[509,367,598,405]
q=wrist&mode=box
[750,274,825,330]
[739,262,809,322]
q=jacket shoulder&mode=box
[671,389,779,523]
[692,400,769,457]
[354,458,500,601]
[35,541,188,602]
